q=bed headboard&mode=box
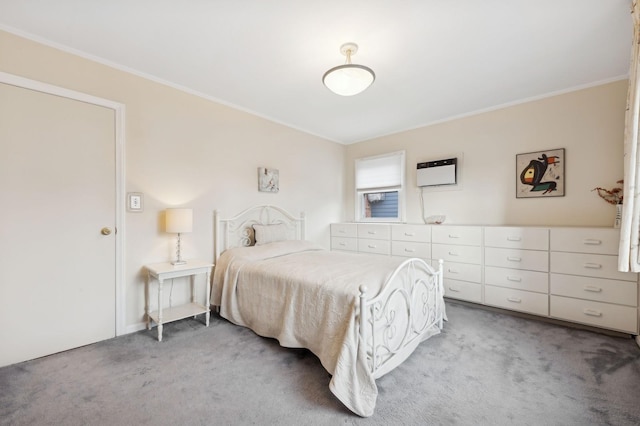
[214,205,306,262]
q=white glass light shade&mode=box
[165,208,193,234]
[323,64,375,96]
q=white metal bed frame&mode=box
[213,205,444,379]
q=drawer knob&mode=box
[583,285,603,293]
[583,308,603,317]
[339,242,346,246]
[583,263,602,269]
[448,234,460,239]
[448,251,459,256]
[447,286,460,293]
[405,232,415,237]
[368,244,377,249]
[506,236,522,242]
[368,231,376,235]
[583,239,602,245]
[507,256,522,262]
[448,268,459,274]
[404,248,415,253]
[507,297,522,303]
[507,276,522,282]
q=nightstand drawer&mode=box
[484,227,549,250]
[485,266,548,293]
[443,279,482,303]
[550,296,638,333]
[550,274,638,306]
[392,224,430,242]
[331,223,357,238]
[485,285,549,316]
[358,224,391,240]
[485,247,548,272]
[432,226,482,246]
[392,241,430,259]
[551,252,636,281]
[331,236,357,252]
[432,243,481,264]
[358,238,391,255]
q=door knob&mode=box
[101,227,112,236]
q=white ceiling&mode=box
[0,0,633,144]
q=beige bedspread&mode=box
[211,240,436,417]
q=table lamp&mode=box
[166,208,193,265]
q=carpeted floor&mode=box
[1,301,639,426]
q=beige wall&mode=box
[0,30,345,331]
[0,29,629,334]
[346,80,627,226]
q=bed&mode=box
[211,205,445,417]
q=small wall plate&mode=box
[127,192,144,212]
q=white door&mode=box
[0,82,117,367]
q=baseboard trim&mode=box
[125,322,148,334]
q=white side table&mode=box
[144,260,214,342]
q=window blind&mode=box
[355,151,404,190]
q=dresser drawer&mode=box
[358,238,391,255]
[432,226,482,246]
[391,224,430,243]
[330,223,357,238]
[551,252,637,282]
[432,243,481,264]
[550,295,638,333]
[485,266,548,293]
[443,279,482,303]
[392,241,431,259]
[550,228,620,255]
[331,236,357,252]
[550,274,638,307]
[484,227,549,250]
[484,247,548,272]
[484,285,549,316]
[439,261,482,283]
[357,224,390,240]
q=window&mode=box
[355,151,405,222]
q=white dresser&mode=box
[391,224,431,259]
[357,223,392,255]
[432,226,483,303]
[549,228,639,334]
[330,223,640,335]
[484,227,549,317]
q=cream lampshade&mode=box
[166,208,193,265]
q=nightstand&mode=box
[144,260,214,341]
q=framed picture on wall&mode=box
[516,148,564,198]
[258,167,279,193]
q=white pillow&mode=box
[253,223,289,245]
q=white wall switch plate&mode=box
[127,192,144,212]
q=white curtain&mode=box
[620,1,640,272]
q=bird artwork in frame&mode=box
[516,148,564,198]
[258,167,279,193]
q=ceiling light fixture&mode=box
[322,43,375,96]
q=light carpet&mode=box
[1,302,639,425]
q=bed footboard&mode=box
[359,258,444,379]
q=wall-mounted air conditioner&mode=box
[417,158,457,187]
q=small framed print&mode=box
[516,148,564,198]
[258,167,279,193]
